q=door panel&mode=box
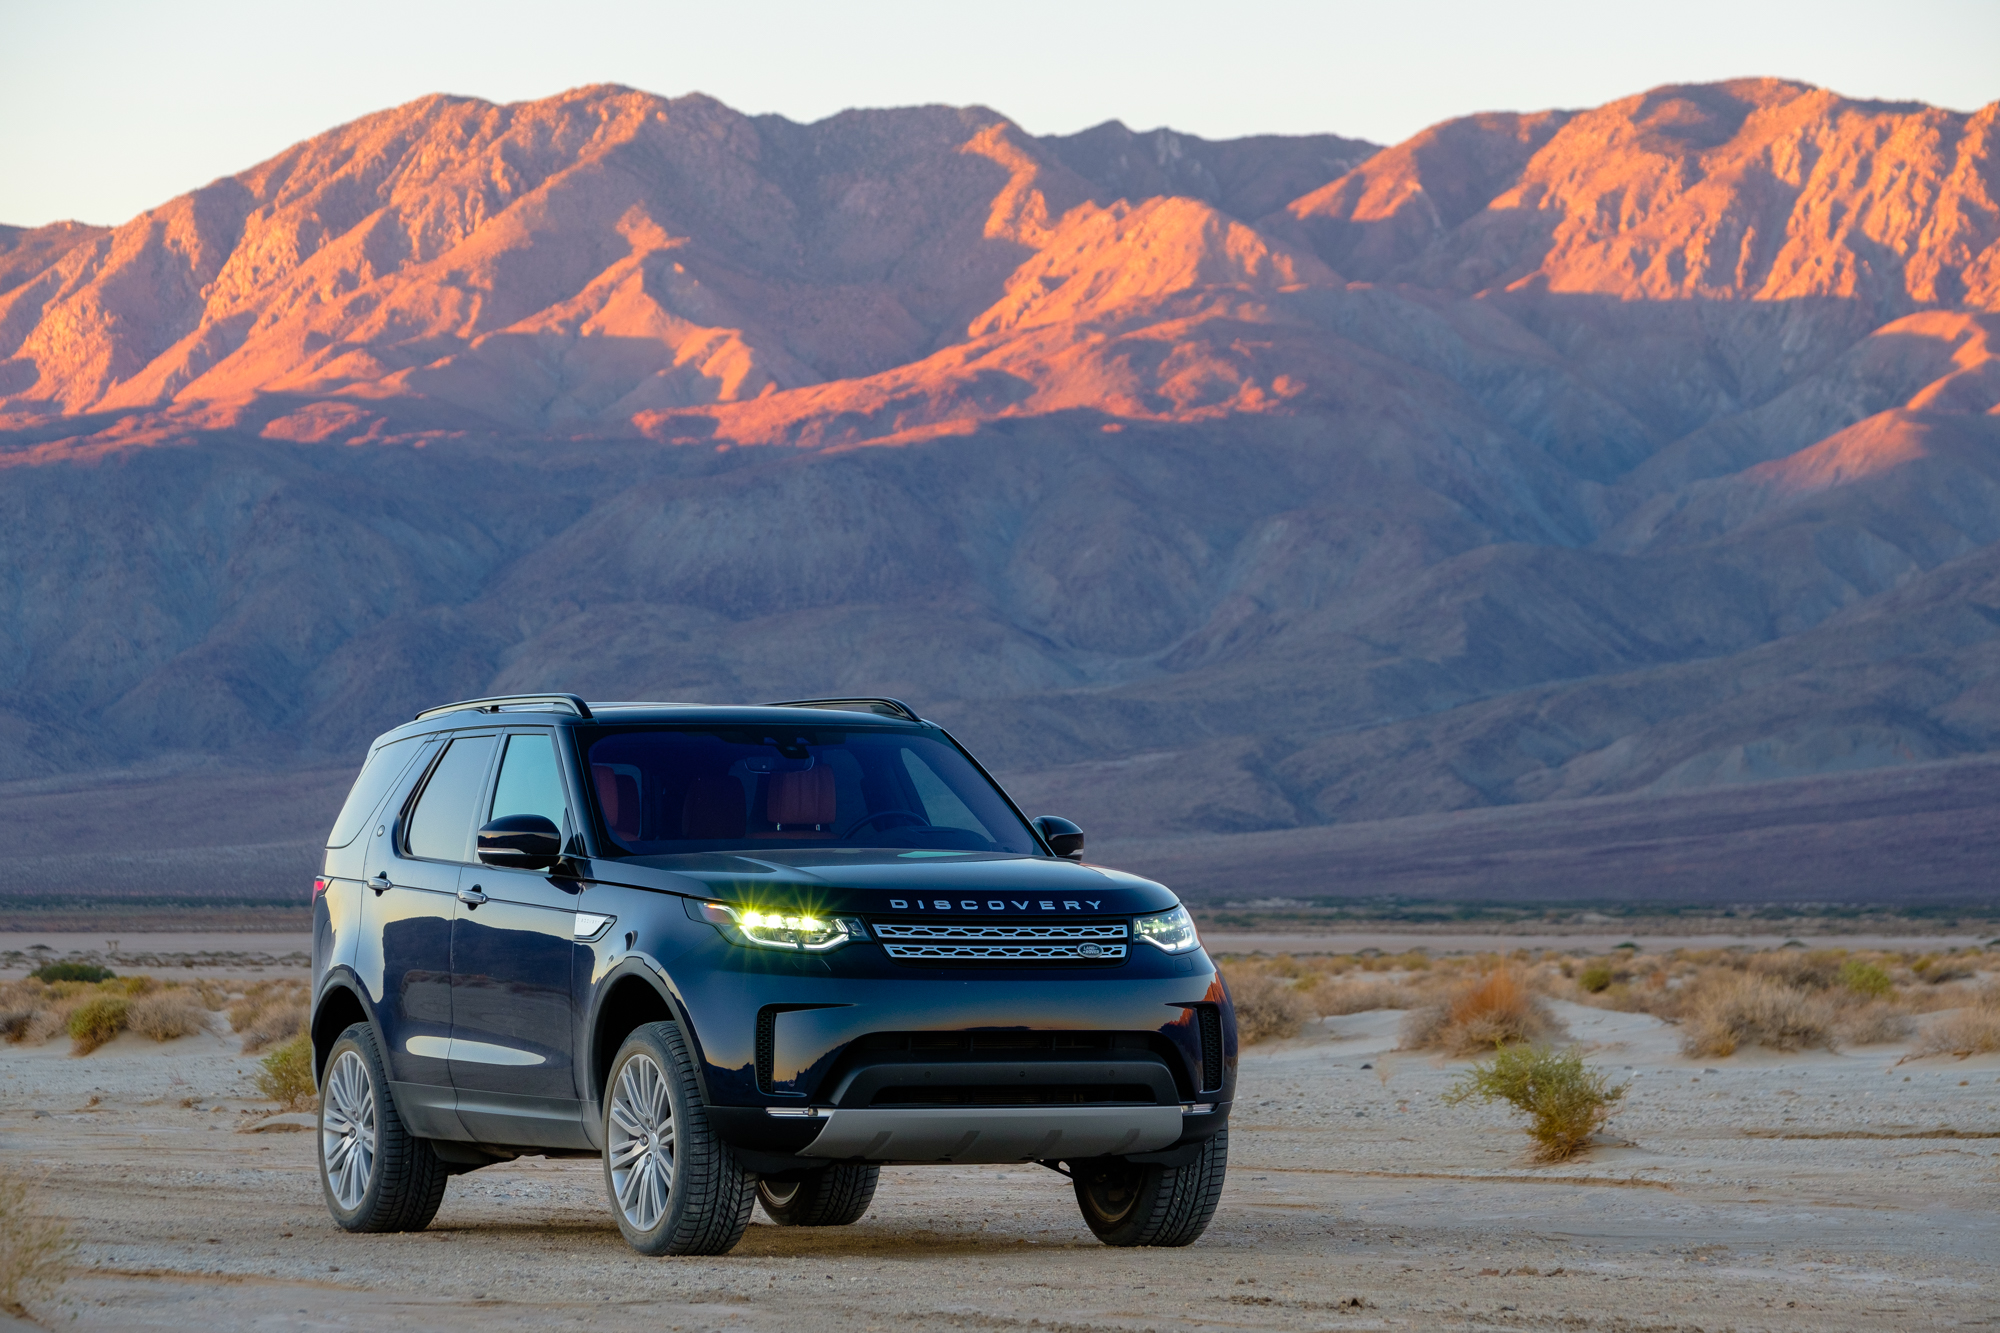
[450,731,588,1148]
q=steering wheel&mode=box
[844,809,927,836]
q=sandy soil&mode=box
[3,973,1997,1329]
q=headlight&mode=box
[1132,905,1199,953]
[695,901,867,952]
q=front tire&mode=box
[318,1023,449,1232]
[1072,1129,1228,1247]
[757,1164,880,1226]
[603,1021,755,1255]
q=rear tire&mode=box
[602,1021,755,1256]
[317,1022,450,1233]
[1072,1129,1227,1247]
[757,1164,880,1226]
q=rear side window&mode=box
[326,737,422,849]
[404,735,498,863]
[491,733,569,830]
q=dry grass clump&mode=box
[255,1034,317,1110]
[1402,968,1564,1055]
[1443,1045,1627,1162]
[1904,986,2000,1060]
[0,1167,73,1316]
[1679,974,1837,1058]
[1225,970,1314,1044]
[230,979,310,1053]
[128,988,211,1041]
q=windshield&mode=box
[580,725,1042,856]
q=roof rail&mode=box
[414,693,593,722]
[765,697,921,722]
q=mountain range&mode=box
[2,78,1996,917]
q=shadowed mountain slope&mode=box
[2,80,1998,908]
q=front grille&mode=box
[872,920,1128,963]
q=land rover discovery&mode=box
[310,694,1236,1254]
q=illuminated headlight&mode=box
[1132,905,1199,953]
[696,902,866,952]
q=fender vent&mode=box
[755,1009,777,1093]
[1197,1005,1224,1093]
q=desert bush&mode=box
[1306,975,1416,1015]
[28,962,112,984]
[1905,986,2000,1060]
[256,1034,317,1110]
[0,1011,31,1043]
[127,988,210,1042]
[0,1167,73,1316]
[1402,968,1563,1055]
[240,998,309,1053]
[1225,970,1313,1044]
[229,980,311,1053]
[66,995,129,1054]
[1443,1044,1627,1162]
[1680,974,1836,1058]
[1838,960,1894,998]
[1835,1001,1915,1046]
[1576,960,1619,994]
[1751,949,1846,991]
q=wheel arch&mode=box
[311,971,375,1086]
[585,959,699,1119]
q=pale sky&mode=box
[3,0,1995,228]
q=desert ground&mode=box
[1,935,1995,1332]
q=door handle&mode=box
[368,873,393,896]
[457,885,489,908]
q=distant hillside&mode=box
[1,79,1997,908]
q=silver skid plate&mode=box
[799,1105,1182,1163]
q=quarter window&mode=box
[491,733,569,830]
[404,735,498,863]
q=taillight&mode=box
[312,877,329,897]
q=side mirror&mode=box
[1032,815,1085,860]
[478,814,562,870]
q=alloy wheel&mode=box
[321,1050,379,1210]
[607,1052,675,1231]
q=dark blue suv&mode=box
[310,695,1236,1254]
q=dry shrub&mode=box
[66,995,129,1054]
[1752,949,1846,991]
[127,988,210,1042]
[1680,974,1836,1058]
[1402,968,1563,1055]
[1835,1002,1915,1046]
[0,1167,73,1316]
[230,980,311,1053]
[1306,975,1416,1015]
[1905,986,2000,1060]
[255,1034,317,1110]
[1443,1045,1627,1162]
[240,998,309,1053]
[1225,970,1313,1044]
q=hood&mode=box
[588,849,1180,917]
